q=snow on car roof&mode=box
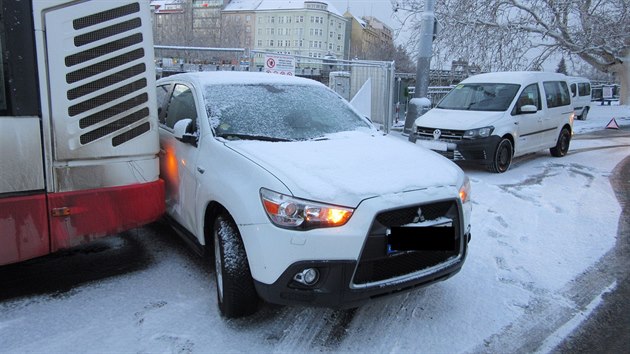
[462,71,570,85]
[159,71,326,88]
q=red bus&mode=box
[0,0,164,265]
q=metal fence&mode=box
[154,46,397,132]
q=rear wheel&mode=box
[550,127,571,157]
[488,138,513,173]
[579,107,589,120]
[213,213,258,318]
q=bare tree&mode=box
[394,0,630,104]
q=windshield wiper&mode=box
[217,133,292,142]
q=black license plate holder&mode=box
[388,226,456,252]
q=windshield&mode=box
[203,83,371,141]
[437,83,520,112]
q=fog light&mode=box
[293,268,320,286]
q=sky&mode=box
[328,0,398,29]
[1,103,629,352]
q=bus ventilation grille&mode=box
[64,2,151,147]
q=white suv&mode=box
[156,72,472,318]
[410,72,575,172]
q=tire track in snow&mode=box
[235,304,356,352]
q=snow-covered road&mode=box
[1,105,629,353]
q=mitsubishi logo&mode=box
[433,129,441,140]
[413,207,425,223]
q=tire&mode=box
[550,127,571,157]
[579,107,589,120]
[488,138,513,173]
[213,213,258,318]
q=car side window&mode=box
[543,81,571,108]
[164,84,198,131]
[156,84,171,125]
[512,83,540,115]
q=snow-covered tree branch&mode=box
[393,0,630,104]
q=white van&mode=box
[568,76,592,120]
[410,71,574,173]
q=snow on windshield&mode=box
[204,83,370,140]
[437,83,520,111]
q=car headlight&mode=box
[459,176,471,204]
[260,188,354,230]
[463,126,494,139]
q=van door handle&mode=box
[197,166,205,174]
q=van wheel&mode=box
[213,213,258,318]
[550,127,571,157]
[488,138,513,173]
[579,107,589,120]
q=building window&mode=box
[258,40,263,46]
[246,15,251,22]
[270,40,274,46]
[338,34,342,40]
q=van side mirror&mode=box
[173,118,197,146]
[519,104,537,114]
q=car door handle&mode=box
[197,166,205,174]
[159,148,166,156]
[514,122,519,125]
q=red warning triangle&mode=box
[606,118,620,129]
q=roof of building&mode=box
[224,0,343,16]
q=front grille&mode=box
[416,127,466,141]
[376,201,453,226]
[354,251,458,284]
[352,199,462,286]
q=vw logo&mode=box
[433,129,441,140]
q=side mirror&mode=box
[173,118,197,145]
[519,104,538,114]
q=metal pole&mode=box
[404,0,436,134]
[414,0,435,99]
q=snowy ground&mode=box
[1,105,629,353]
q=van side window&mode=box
[543,81,571,108]
[578,82,591,97]
[164,84,198,131]
[512,83,540,115]
[570,83,578,97]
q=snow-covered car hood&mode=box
[414,108,506,130]
[225,131,462,207]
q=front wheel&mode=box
[213,213,258,318]
[488,138,513,173]
[550,127,571,157]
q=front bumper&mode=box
[250,197,471,308]
[412,132,501,164]
[255,239,468,308]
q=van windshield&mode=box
[437,83,520,112]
